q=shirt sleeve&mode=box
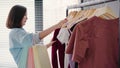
[73,25,89,63]
[32,32,41,45]
[17,30,41,46]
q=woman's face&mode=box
[21,12,28,26]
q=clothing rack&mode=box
[66,0,117,16]
[66,0,119,67]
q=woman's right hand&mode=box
[56,18,68,28]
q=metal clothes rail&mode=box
[66,0,117,16]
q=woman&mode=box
[6,5,67,67]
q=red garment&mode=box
[66,16,119,68]
[52,28,65,68]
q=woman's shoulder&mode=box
[11,28,25,32]
[9,28,26,36]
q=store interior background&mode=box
[0,0,119,68]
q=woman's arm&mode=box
[39,19,67,39]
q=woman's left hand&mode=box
[46,41,56,48]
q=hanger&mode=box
[75,8,96,23]
[88,3,118,19]
[66,8,96,29]
[86,8,96,18]
[68,10,83,23]
[66,11,74,20]
[66,10,85,28]
[67,11,78,20]
[62,11,78,28]
[66,11,78,23]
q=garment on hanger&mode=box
[27,47,35,68]
[64,54,70,68]
[33,45,41,68]
[37,45,51,68]
[68,54,75,68]
[66,16,119,68]
[51,28,65,68]
[33,45,51,68]
[57,28,70,44]
[61,9,96,68]
[64,5,118,68]
[66,6,118,29]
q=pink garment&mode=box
[66,16,119,68]
[27,47,35,68]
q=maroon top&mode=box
[66,16,119,68]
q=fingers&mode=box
[51,41,56,43]
[64,18,68,21]
[46,41,56,48]
[59,18,68,27]
[62,23,68,28]
[55,18,68,29]
[61,18,68,28]
[63,18,68,23]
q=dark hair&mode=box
[6,5,26,29]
